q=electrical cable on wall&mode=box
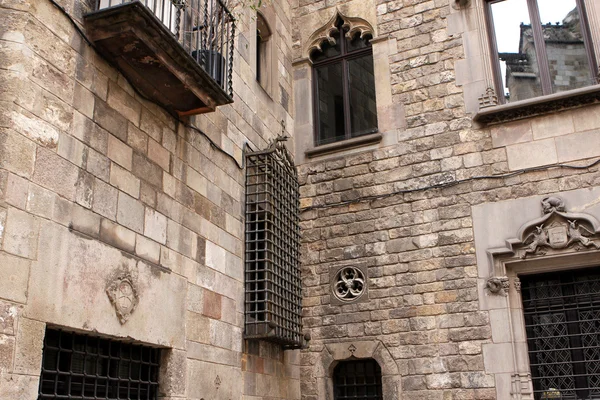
[301,157,600,212]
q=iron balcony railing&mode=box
[94,0,235,98]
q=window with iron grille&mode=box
[244,136,303,348]
[333,359,383,400]
[521,266,600,400]
[38,328,160,400]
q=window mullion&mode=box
[341,58,352,140]
[527,0,552,95]
[484,0,507,104]
[575,0,599,85]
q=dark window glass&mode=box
[256,13,271,89]
[333,359,383,400]
[520,267,600,400]
[38,329,160,400]
[311,19,378,146]
[315,63,346,144]
[348,54,378,136]
[487,0,597,104]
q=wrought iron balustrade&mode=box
[93,0,235,98]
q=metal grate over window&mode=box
[521,267,600,400]
[333,359,383,400]
[244,136,303,348]
[38,329,160,400]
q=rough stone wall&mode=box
[0,0,299,398]
[293,0,600,399]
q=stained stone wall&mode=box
[293,0,600,399]
[0,0,300,398]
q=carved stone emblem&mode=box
[333,267,366,302]
[519,198,600,259]
[348,344,357,354]
[215,375,221,389]
[547,225,568,247]
[106,273,139,324]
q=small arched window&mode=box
[310,18,378,146]
[333,359,383,400]
[256,12,272,90]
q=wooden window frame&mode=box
[310,21,377,146]
[485,0,599,105]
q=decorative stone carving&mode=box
[488,197,600,262]
[348,344,357,354]
[514,277,521,293]
[215,375,221,389]
[486,276,509,296]
[306,10,374,57]
[478,87,498,108]
[106,272,139,324]
[333,267,366,302]
[541,196,566,214]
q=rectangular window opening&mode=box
[521,266,600,400]
[38,328,161,400]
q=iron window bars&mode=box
[244,137,303,348]
[333,359,383,400]
[310,17,378,146]
[38,328,160,400]
[93,0,235,98]
[521,267,600,400]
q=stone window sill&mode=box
[305,132,383,158]
[474,84,600,125]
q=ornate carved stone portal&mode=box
[106,272,139,324]
[486,196,600,295]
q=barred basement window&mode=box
[521,267,600,400]
[244,136,303,348]
[333,359,383,400]
[38,328,160,400]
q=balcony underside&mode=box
[84,2,233,116]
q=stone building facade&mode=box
[0,0,300,398]
[1,0,600,398]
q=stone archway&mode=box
[309,340,401,400]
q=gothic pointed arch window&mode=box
[310,16,378,146]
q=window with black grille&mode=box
[333,359,383,400]
[38,328,160,400]
[244,137,303,348]
[521,267,600,400]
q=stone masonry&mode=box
[293,0,600,399]
[0,0,300,398]
[1,0,600,397]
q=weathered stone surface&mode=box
[33,147,79,200]
[0,128,36,178]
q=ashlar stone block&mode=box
[0,128,36,179]
[14,317,45,375]
[3,207,39,259]
[116,192,144,234]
